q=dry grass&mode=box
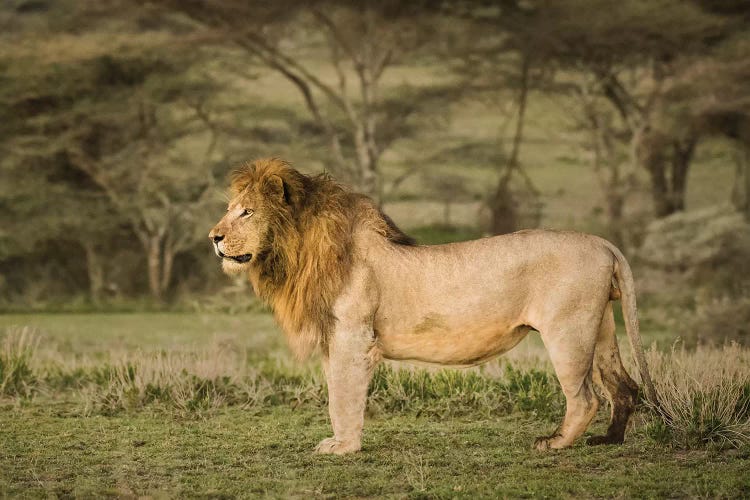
[646,342,750,448]
[3,326,750,449]
[0,326,39,398]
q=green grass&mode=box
[2,405,749,498]
[0,312,283,355]
[1,312,749,497]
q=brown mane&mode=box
[230,158,414,358]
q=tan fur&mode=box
[209,158,657,454]
[210,158,412,359]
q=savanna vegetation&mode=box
[1,316,749,497]
[2,0,750,497]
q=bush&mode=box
[687,296,750,344]
[638,205,750,344]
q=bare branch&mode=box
[312,9,361,68]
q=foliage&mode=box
[640,205,750,277]
[637,205,750,344]
[687,296,750,344]
[0,0,749,309]
[409,224,483,245]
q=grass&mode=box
[1,312,749,497]
[646,343,750,448]
[3,405,750,498]
[0,327,38,398]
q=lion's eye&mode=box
[241,209,254,218]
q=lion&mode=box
[209,158,658,454]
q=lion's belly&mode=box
[376,314,531,366]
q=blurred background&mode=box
[1,0,749,344]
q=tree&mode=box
[521,0,730,218]
[0,3,227,301]
[63,57,224,301]
[146,0,442,200]
[459,0,736,225]
[446,1,563,234]
[426,174,472,227]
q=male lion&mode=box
[209,158,658,454]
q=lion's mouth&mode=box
[214,246,252,263]
[229,253,252,263]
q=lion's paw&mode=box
[533,434,564,451]
[314,437,361,455]
[586,434,623,446]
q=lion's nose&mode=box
[212,234,224,243]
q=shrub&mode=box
[687,296,750,345]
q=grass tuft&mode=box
[5,322,750,450]
[646,342,750,448]
[0,327,39,398]
[368,363,563,420]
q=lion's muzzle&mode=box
[212,240,252,264]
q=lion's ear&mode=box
[262,174,287,203]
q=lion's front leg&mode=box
[315,325,378,455]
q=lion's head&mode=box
[209,158,413,358]
[208,159,303,276]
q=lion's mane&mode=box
[230,159,414,358]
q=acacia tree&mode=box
[446,1,571,234]
[567,75,639,247]
[147,0,440,200]
[516,0,730,218]
[62,59,224,301]
[0,20,226,301]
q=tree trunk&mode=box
[602,141,627,248]
[357,149,379,200]
[606,190,626,248]
[489,176,518,235]
[443,201,452,227]
[160,231,175,295]
[669,138,696,213]
[734,145,750,222]
[83,241,104,303]
[161,248,174,296]
[642,142,672,217]
[641,133,696,218]
[354,60,380,201]
[490,56,529,235]
[146,236,164,301]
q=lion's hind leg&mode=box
[535,319,600,451]
[587,301,639,446]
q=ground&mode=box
[1,312,748,497]
[3,405,749,498]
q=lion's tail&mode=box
[607,242,660,406]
